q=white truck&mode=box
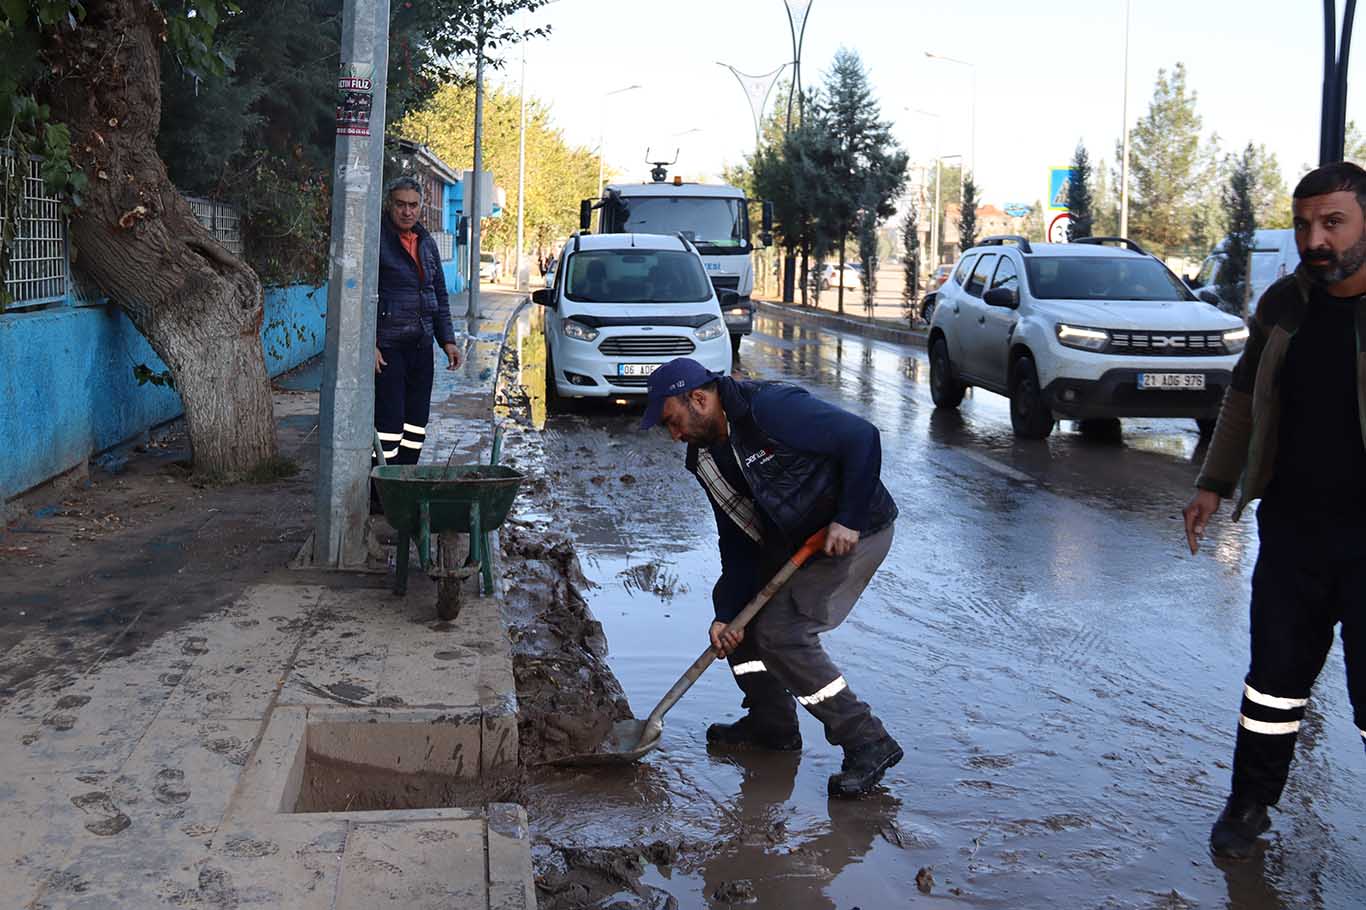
[581,162,773,353]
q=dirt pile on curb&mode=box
[500,520,634,766]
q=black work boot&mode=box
[706,715,801,752]
[1210,795,1271,860]
[828,734,903,797]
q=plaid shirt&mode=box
[696,448,764,544]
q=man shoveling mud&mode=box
[639,358,902,797]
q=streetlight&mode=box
[933,153,963,268]
[598,84,642,194]
[1119,0,1131,237]
[904,107,940,281]
[924,51,976,174]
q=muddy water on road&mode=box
[514,310,1364,908]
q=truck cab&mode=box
[583,167,771,353]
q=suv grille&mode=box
[599,336,696,356]
[605,375,651,388]
[1108,330,1228,356]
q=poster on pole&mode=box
[336,64,374,137]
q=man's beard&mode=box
[1304,232,1366,286]
[682,399,721,446]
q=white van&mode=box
[532,232,733,410]
[1187,229,1299,313]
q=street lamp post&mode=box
[905,107,940,281]
[515,38,528,290]
[598,84,642,195]
[933,154,962,268]
[924,51,976,174]
[1119,0,1131,237]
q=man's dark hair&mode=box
[1293,161,1366,213]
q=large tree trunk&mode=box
[42,0,277,479]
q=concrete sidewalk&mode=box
[3,291,537,909]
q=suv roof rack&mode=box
[1073,236,1151,256]
[977,235,1033,253]
[571,231,585,253]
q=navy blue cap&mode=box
[638,358,723,430]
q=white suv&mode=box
[927,236,1249,439]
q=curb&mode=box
[755,299,929,348]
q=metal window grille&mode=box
[432,231,455,261]
[186,196,243,256]
[1,153,70,309]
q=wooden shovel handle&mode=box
[639,529,829,732]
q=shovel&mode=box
[546,528,828,767]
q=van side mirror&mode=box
[759,231,774,248]
[1198,289,1221,306]
[532,288,553,307]
[983,287,1019,309]
[579,199,593,232]
[761,200,774,233]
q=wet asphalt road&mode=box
[521,308,1364,909]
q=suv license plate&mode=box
[1138,372,1205,390]
[617,363,659,377]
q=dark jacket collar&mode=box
[716,375,753,422]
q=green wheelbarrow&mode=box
[370,461,523,619]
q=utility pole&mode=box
[515,37,528,291]
[467,12,486,319]
[1320,0,1358,164]
[1119,0,1131,238]
[314,0,391,568]
[782,0,813,304]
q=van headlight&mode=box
[1222,325,1250,354]
[1055,323,1110,352]
[695,318,725,342]
[563,320,599,342]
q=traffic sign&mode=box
[1048,212,1073,243]
[1048,167,1074,211]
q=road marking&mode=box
[957,449,1036,485]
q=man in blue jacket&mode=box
[640,358,902,797]
[374,176,462,469]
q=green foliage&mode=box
[132,363,176,388]
[397,79,597,258]
[1123,63,1209,257]
[958,173,979,253]
[857,184,879,312]
[1066,141,1093,240]
[900,204,919,307]
[1218,143,1258,314]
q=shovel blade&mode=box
[543,719,661,767]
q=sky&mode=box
[491,0,1364,212]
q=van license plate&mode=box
[1138,373,1205,390]
[618,363,659,377]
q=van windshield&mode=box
[1024,257,1194,301]
[564,249,714,304]
[614,196,748,250]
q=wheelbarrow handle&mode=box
[639,529,828,735]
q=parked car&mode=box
[928,235,1248,439]
[1186,229,1299,313]
[929,263,953,291]
[816,264,862,291]
[919,263,957,323]
[478,252,501,283]
[532,233,733,410]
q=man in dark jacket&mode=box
[1184,161,1366,860]
[640,358,902,797]
[374,176,462,468]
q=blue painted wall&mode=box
[1,284,327,502]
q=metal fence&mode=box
[1,153,70,309]
[432,230,455,261]
[186,196,243,256]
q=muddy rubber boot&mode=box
[827,734,903,798]
[1210,795,1271,860]
[705,715,801,752]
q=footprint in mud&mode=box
[158,673,183,687]
[55,694,91,710]
[181,637,209,656]
[232,619,260,629]
[43,713,77,731]
[21,732,40,746]
[204,736,249,766]
[154,768,191,805]
[965,754,1017,770]
[71,792,131,836]
[221,834,279,858]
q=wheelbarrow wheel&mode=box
[436,576,463,620]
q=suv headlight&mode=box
[1222,325,1250,354]
[695,318,725,342]
[1055,323,1110,352]
[563,320,599,342]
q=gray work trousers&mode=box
[723,525,894,749]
